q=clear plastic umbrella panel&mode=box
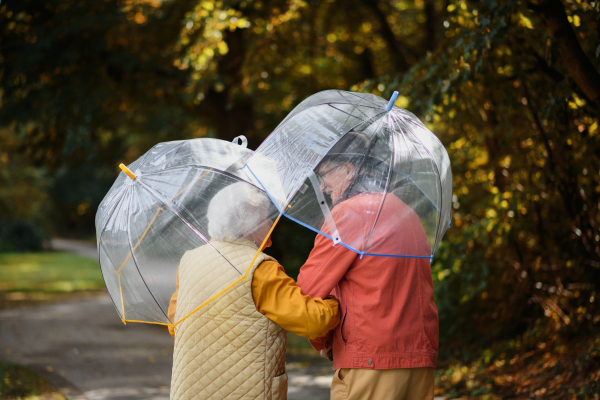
[244,90,452,260]
[95,137,281,327]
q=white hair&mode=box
[207,182,270,241]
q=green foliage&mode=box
[0,361,65,400]
[378,0,600,351]
[0,252,104,293]
[0,0,201,234]
[287,332,317,353]
[0,220,46,253]
[268,217,317,280]
[1,0,599,372]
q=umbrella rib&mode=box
[97,186,128,251]
[116,206,162,275]
[340,90,381,107]
[125,187,171,323]
[390,112,441,217]
[120,188,135,322]
[347,111,387,135]
[362,114,393,253]
[114,168,213,279]
[389,113,438,253]
[335,91,375,119]
[142,168,215,203]
[99,240,127,321]
[273,112,388,206]
[138,165,260,192]
[139,177,182,189]
[391,169,441,213]
[327,104,365,130]
[98,188,131,322]
[138,181,243,275]
[335,99,371,120]
[135,140,181,170]
[281,212,431,259]
[400,116,446,252]
[326,102,382,110]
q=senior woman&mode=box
[167,182,339,400]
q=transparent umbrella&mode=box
[244,90,452,260]
[95,137,281,328]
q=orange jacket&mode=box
[297,192,438,370]
[168,260,339,340]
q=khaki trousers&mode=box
[330,367,435,400]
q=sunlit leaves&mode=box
[376,0,600,355]
[177,2,250,74]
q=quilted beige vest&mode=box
[171,240,287,400]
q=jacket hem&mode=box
[333,352,437,370]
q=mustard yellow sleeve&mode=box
[251,260,340,340]
[167,268,179,337]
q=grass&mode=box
[0,361,66,400]
[0,252,103,293]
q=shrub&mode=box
[0,220,46,252]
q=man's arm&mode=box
[252,261,340,340]
[296,233,357,299]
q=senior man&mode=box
[296,134,438,400]
[167,182,339,400]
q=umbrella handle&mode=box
[386,91,399,111]
[232,135,248,148]
[119,163,137,180]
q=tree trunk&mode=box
[361,0,416,71]
[202,29,257,146]
[424,0,439,52]
[533,0,600,105]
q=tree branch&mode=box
[522,80,555,172]
[361,0,417,71]
[530,0,600,105]
[424,0,439,52]
[529,49,565,83]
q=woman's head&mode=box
[207,181,273,247]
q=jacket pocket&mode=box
[339,305,348,345]
[271,372,288,400]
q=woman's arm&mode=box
[167,268,179,337]
[252,260,340,340]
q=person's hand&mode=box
[320,347,333,361]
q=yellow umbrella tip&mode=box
[119,163,136,180]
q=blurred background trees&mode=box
[1,0,599,389]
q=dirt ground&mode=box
[0,239,333,400]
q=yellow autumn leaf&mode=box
[519,13,534,29]
[217,41,228,55]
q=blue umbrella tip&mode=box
[386,91,399,111]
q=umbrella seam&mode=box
[126,185,171,323]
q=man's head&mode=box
[316,133,370,203]
[316,161,356,204]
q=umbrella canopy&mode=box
[95,137,280,327]
[244,90,452,259]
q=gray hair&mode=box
[207,181,270,241]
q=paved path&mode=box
[0,239,333,399]
[0,294,334,400]
[51,238,99,260]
